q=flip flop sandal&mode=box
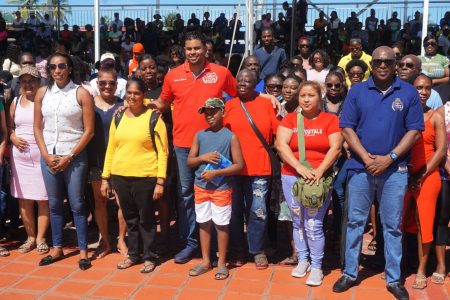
[36,241,49,254]
[412,274,427,289]
[215,266,229,280]
[279,256,298,266]
[431,272,445,285]
[0,246,9,257]
[140,260,157,273]
[254,254,269,270]
[18,239,36,254]
[117,258,137,270]
[189,264,212,276]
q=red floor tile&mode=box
[131,286,178,300]
[354,288,395,299]
[0,290,40,300]
[0,262,38,275]
[177,288,221,300]
[13,276,59,292]
[271,269,304,285]
[109,270,148,285]
[147,273,188,288]
[40,293,85,300]
[69,268,113,281]
[30,265,74,278]
[310,285,352,300]
[222,292,268,300]
[0,274,23,288]
[53,280,97,296]
[184,274,229,290]
[227,279,268,295]
[90,283,137,299]
[158,260,197,274]
[269,282,309,297]
[233,267,273,282]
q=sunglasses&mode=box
[423,42,437,47]
[48,63,68,71]
[98,80,116,87]
[266,84,283,89]
[372,59,395,68]
[326,83,342,89]
[348,72,364,77]
[299,44,310,48]
[397,62,414,69]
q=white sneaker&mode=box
[291,261,311,278]
[306,268,324,286]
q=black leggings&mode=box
[434,180,450,246]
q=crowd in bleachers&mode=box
[0,2,450,299]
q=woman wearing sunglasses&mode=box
[264,74,284,100]
[34,52,95,270]
[419,35,450,86]
[345,59,368,87]
[87,66,128,258]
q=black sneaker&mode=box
[387,283,409,300]
[332,275,355,293]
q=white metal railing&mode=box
[0,1,448,30]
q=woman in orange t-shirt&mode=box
[276,81,342,286]
[223,69,279,270]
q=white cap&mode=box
[100,52,115,62]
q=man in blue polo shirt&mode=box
[254,27,287,80]
[333,46,424,300]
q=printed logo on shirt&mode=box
[174,78,188,82]
[303,128,323,137]
[202,72,218,84]
[391,98,404,111]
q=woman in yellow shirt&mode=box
[101,77,168,273]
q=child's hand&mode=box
[201,151,221,165]
[200,170,216,182]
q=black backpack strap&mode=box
[149,110,160,158]
[114,109,126,128]
[12,95,21,129]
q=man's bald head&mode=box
[244,55,261,77]
[397,54,422,82]
[372,46,395,60]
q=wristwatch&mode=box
[389,152,398,161]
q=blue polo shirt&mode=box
[340,76,424,171]
[254,46,287,80]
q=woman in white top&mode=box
[306,50,331,85]
[34,52,94,270]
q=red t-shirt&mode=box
[280,111,340,176]
[160,61,237,147]
[224,96,279,176]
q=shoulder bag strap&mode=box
[239,100,280,176]
[296,109,309,167]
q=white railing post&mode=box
[421,0,429,56]
[94,0,100,63]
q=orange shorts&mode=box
[194,185,232,225]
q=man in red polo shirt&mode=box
[150,31,237,263]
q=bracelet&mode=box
[156,182,164,186]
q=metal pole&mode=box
[290,0,297,57]
[156,0,160,14]
[94,0,100,63]
[57,0,61,38]
[421,0,429,56]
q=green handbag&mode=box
[291,110,334,209]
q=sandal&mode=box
[117,258,136,270]
[0,246,9,257]
[215,266,229,280]
[18,239,36,254]
[140,260,156,273]
[229,253,246,267]
[431,272,445,285]
[412,274,427,289]
[254,254,269,270]
[279,256,298,266]
[189,264,212,276]
[36,241,49,254]
[367,238,377,252]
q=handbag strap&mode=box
[240,100,273,153]
[297,109,309,167]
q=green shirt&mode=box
[419,54,450,79]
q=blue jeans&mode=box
[282,174,331,269]
[41,152,89,250]
[332,157,349,236]
[230,176,270,255]
[344,168,407,284]
[174,147,198,249]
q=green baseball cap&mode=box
[198,97,225,114]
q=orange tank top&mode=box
[410,112,436,174]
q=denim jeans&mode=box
[41,152,88,250]
[174,147,198,249]
[332,157,349,236]
[230,175,270,255]
[344,168,407,284]
[282,174,331,269]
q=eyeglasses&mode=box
[372,59,395,68]
[397,62,414,69]
[299,44,310,48]
[326,83,342,89]
[266,84,283,89]
[348,72,364,77]
[423,42,437,47]
[313,58,323,63]
[48,63,68,70]
[98,80,116,87]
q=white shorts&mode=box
[194,185,232,226]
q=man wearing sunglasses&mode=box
[397,54,444,109]
[334,46,424,300]
[338,38,372,86]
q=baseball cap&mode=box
[100,52,116,62]
[18,65,41,79]
[132,43,145,54]
[198,98,225,114]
